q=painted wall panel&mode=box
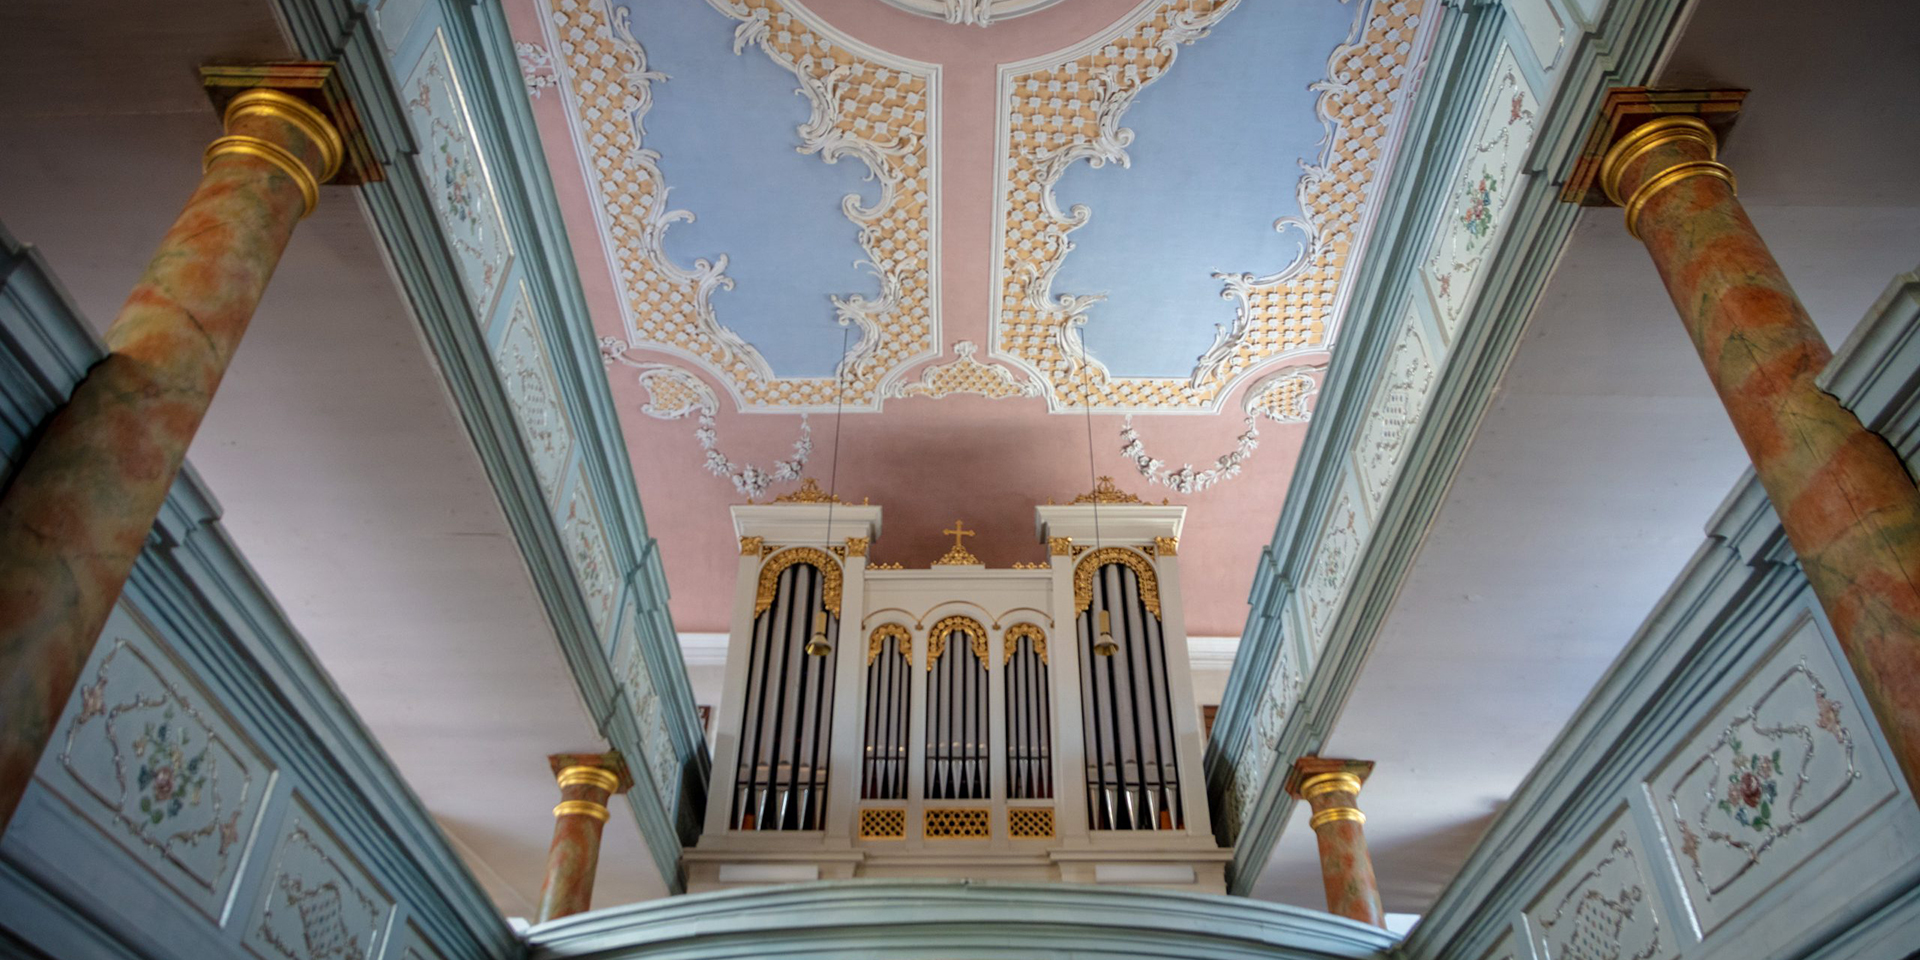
[1647,614,1908,937]
[403,28,517,322]
[494,281,577,505]
[30,603,274,924]
[1421,44,1539,345]
[1523,808,1679,960]
[240,796,396,960]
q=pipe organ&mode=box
[690,486,1226,892]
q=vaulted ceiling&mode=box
[508,0,1434,636]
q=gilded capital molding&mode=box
[1560,87,1745,206]
[547,751,633,794]
[1284,756,1374,801]
[1048,536,1073,557]
[200,62,378,187]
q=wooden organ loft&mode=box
[687,482,1227,893]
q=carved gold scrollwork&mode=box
[868,623,911,665]
[1072,547,1162,619]
[754,547,843,617]
[927,615,988,669]
[1003,622,1048,664]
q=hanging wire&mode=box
[824,324,852,543]
[1076,322,1102,549]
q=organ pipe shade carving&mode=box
[756,547,843,616]
[1004,625,1053,800]
[863,625,912,800]
[732,561,837,830]
[926,616,989,801]
[1078,562,1183,830]
[1072,547,1161,618]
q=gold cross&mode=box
[943,520,975,550]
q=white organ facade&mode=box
[688,483,1226,892]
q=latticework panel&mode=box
[923,807,991,839]
[859,807,906,840]
[1007,807,1056,839]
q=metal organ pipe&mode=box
[731,562,837,830]
[1078,562,1182,831]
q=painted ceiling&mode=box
[508,0,1434,636]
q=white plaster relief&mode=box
[246,799,393,960]
[49,605,266,919]
[516,41,558,98]
[1653,616,1902,933]
[992,0,1424,412]
[496,286,574,504]
[404,31,515,321]
[1527,811,1675,960]
[601,345,813,500]
[876,0,1065,25]
[562,472,619,638]
[1353,309,1437,517]
[1300,477,1369,643]
[887,341,1042,400]
[1119,416,1259,495]
[1243,364,1324,425]
[547,0,939,411]
[1422,45,1536,343]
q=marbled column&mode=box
[538,753,632,923]
[1587,95,1920,804]
[0,82,345,830]
[1286,758,1382,927]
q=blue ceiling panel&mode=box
[625,0,880,377]
[1049,0,1361,379]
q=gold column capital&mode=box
[1284,756,1374,800]
[1561,88,1745,204]
[845,536,870,558]
[740,535,765,556]
[547,751,633,794]
[1153,536,1178,557]
[200,62,379,190]
[1048,536,1073,557]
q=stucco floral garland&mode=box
[601,339,811,499]
[1119,416,1260,495]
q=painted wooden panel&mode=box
[617,595,682,814]
[1647,614,1905,935]
[241,795,396,960]
[403,29,516,322]
[1524,808,1679,960]
[561,469,619,638]
[1299,471,1370,646]
[1352,304,1439,518]
[494,282,576,505]
[1421,45,1539,344]
[390,918,453,960]
[31,602,273,923]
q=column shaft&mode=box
[538,755,631,923]
[1287,760,1383,927]
[538,777,614,922]
[1603,114,1920,801]
[0,88,343,829]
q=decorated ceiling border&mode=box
[541,0,941,413]
[989,0,1427,414]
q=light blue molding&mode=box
[1401,265,1920,960]
[268,0,710,885]
[1206,0,1693,892]
[0,224,515,959]
[524,879,1400,959]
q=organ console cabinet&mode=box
[686,484,1226,892]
